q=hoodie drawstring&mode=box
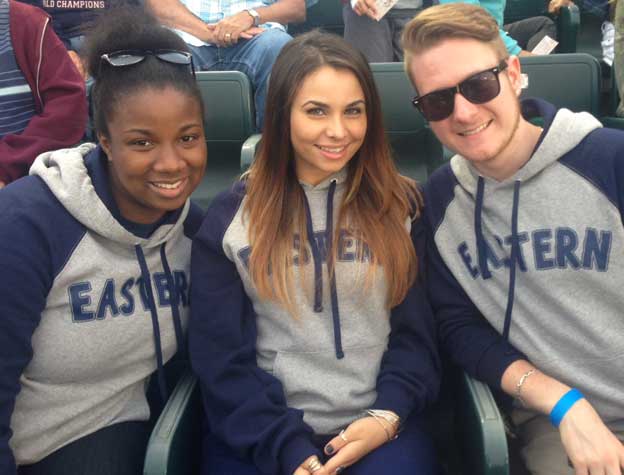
[135,244,185,404]
[302,180,344,359]
[474,178,522,341]
[160,244,186,355]
[475,176,492,279]
[502,180,521,340]
[303,195,324,313]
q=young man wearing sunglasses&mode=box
[404,4,624,475]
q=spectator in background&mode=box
[550,0,614,64]
[16,0,137,78]
[145,0,305,129]
[0,0,86,189]
[342,0,433,62]
[440,0,556,54]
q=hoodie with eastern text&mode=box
[424,98,624,431]
[0,144,202,472]
[190,170,441,475]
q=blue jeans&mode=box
[188,28,292,130]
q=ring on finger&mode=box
[307,457,322,473]
[225,32,232,40]
[339,429,348,443]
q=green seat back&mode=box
[193,71,255,209]
[290,0,344,36]
[519,53,601,115]
[370,62,443,183]
[504,0,547,22]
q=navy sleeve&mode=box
[373,217,441,419]
[0,180,54,473]
[189,187,319,475]
[423,172,524,389]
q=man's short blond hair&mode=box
[402,3,508,78]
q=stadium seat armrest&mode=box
[556,4,580,53]
[143,371,201,475]
[456,371,509,475]
[241,133,262,172]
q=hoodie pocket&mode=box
[272,343,386,434]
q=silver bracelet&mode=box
[365,409,400,440]
[515,369,536,407]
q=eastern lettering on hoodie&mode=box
[458,227,612,278]
[69,270,189,322]
[237,229,372,269]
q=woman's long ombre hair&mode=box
[245,30,423,313]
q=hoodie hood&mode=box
[30,143,190,249]
[450,99,603,195]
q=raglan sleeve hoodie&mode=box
[373,215,442,419]
[189,186,320,475]
[422,175,525,388]
[0,178,61,474]
[0,1,86,185]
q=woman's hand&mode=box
[320,417,397,474]
[558,399,624,475]
[293,455,324,475]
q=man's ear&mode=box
[505,55,523,97]
[98,133,112,161]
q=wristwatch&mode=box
[246,8,260,27]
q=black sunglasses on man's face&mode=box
[412,59,509,122]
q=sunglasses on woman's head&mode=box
[99,49,196,77]
[412,59,509,122]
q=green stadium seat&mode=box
[504,0,580,53]
[192,71,256,209]
[289,0,344,36]
[143,366,509,475]
[600,66,624,129]
[370,62,444,183]
[144,370,201,475]
[519,53,601,116]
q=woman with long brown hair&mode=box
[190,30,440,475]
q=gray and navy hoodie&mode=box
[190,169,441,475]
[424,98,624,431]
[0,143,202,472]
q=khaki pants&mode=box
[510,408,624,475]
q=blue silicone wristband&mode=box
[550,389,584,428]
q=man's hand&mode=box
[558,399,624,475]
[351,0,378,20]
[317,417,395,474]
[209,11,257,46]
[548,0,574,15]
[0,181,5,189]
